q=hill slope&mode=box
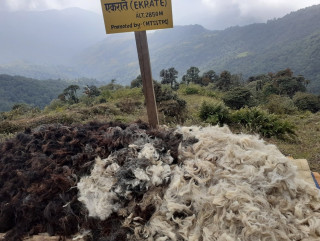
[0,74,99,112]
[0,5,320,92]
[75,5,320,92]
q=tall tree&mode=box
[277,77,306,97]
[275,68,293,78]
[201,70,218,86]
[160,67,179,90]
[59,85,80,104]
[130,75,143,88]
[293,92,320,113]
[222,87,253,110]
[182,67,200,85]
[272,69,307,97]
[215,70,232,91]
[84,85,100,97]
[296,75,310,88]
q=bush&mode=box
[262,83,279,98]
[79,95,95,107]
[199,101,230,126]
[99,89,112,101]
[130,75,142,88]
[12,103,40,114]
[1,103,40,120]
[231,107,296,139]
[158,99,187,123]
[99,98,107,104]
[83,85,101,98]
[0,121,20,134]
[77,104,119,117]
[293,92,320,113]
[116,98,142,114]
[265,95,298,115]
[222,87,253,110]
[111,87,143,100]
[178,84,206,96]
[44,99,66,112]
[154,83,177,102]
[184,86,200,95]
[154,82,187,123]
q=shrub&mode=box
[293,92,320,113]
[265,95,298,115]
[158,99,187,123]
[111,87,143,100]
[184,86,200,95]
[54,113,79,125]
[99,89,112,101]
[262,83,279,98]
[199,101,230,126]
[12,103,39,114]
[83,85,101,98]
[178,84,206,96]
[99,98,107,104]
[116,98,142,114]
[222,87,253,110]
[206,90,217,98]
[277,77,306,98]
[34,113,81,127]
[44,99,66,112]
[0,121,20,134]
[79,95,95,107]
[130,75,142,88]
[231,107,296,139]
[1,103,40,120]
[154,83,177,102]
[154,82,187,123]
[58,85,80,104]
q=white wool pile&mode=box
[138,126,320,241]
[77,140,172,220]
[77,156,121,220]
[78,125,320,241]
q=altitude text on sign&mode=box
[101,0,173,33]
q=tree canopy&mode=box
[160,67,179,90]
[59,85,80,104]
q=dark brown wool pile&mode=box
[0,121,182,241]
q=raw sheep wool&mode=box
[1,121,320,241]
[77,125,320,241]
[0,121,182,241]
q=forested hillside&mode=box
[0,75,99,112]
[75,5,320,92]
[0,5,319,92]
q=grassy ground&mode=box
[180,93,320,171]
[1,86,319,171]
[268,112,320,171]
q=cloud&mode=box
[1,0,58,11]
[198,0,320,28]
[0,0,100,13]
[1,0,319,30]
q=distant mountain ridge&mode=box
[0,8,105,65]
[75,5,320,91]
[0,74,100,112]
[0,5,320,92]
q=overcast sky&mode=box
[1,0,320,29]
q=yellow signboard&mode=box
[101,0,173,34]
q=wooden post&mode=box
[135,30,159,129]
